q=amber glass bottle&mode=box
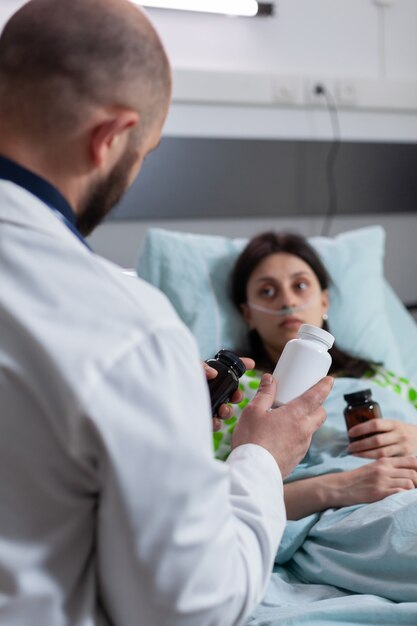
[343,389,382,442]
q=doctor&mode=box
[0,1,332,625]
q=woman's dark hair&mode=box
[230,231,374,378]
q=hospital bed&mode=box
[136,224,417,626]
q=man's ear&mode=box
[89,109,139,168]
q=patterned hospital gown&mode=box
[213,365,417,461]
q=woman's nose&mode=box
[279,286,297,308]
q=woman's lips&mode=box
[279,317,303,328]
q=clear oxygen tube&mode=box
[246,296,318,317]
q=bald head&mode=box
[0,0,171,141]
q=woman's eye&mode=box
[295,281,309,291]
[259,286,276,298]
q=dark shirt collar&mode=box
[0,154,90,249]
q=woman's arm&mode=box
[284,473,345,520]
[284,456,417,520]
[347,420,417,458]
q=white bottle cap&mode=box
[298,324,335,349]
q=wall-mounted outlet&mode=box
[272,76,303,105]
[335,80,358,107]
[304,79,334,106]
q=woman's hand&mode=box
[347,419,417,458]
[285,456,417,519]
[203,357,255,432]
[335,457,417,507]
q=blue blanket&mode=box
[247,378,417,625]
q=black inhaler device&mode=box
[205,349,246,417]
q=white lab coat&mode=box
[0,180,286,626]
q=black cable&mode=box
[314,85,341,237]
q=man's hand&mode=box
[203,357,255,432]
[231,373,333,478]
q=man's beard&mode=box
[76,144,138,237]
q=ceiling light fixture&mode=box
[136,1,274,17]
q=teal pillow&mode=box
[384,281,417,382]
[137,226,406,375]
[309,227,404,373]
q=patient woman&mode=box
[214,231,417,519]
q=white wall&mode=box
[149,0,417,142]
[0,0,26,24]
[148,0,417,79]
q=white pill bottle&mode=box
[272,324,335,405]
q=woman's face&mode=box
[241,252,329,363]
